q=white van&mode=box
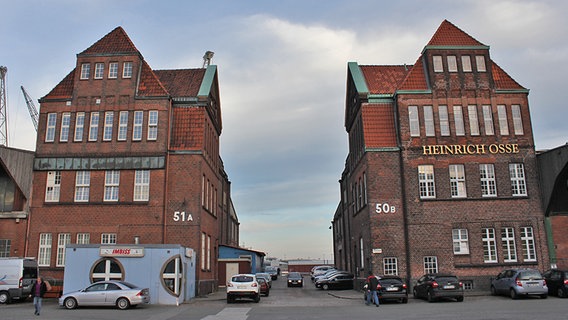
[0,257,39,303]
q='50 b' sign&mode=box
[375,203,396,214]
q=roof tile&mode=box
[427,19,485,47]
[154,69,205,97]
[137,61,169,97]
[41,69,75,100]
[361,66,409,95]
[491,62,526,90]
[80,26,139,56]
[362,104,397,148]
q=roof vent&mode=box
[203,51,214,68]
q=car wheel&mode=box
[413,289,418,298]
[0,291,9,304]
[265,290,270,297]
[254,294,260,303]
[540,294,548,299]
[64,297,77,309]
[490,286,497,296]
[427,290,434,302]
[510,289,518,300]
[401,297,408,304]
[322,284,329,290]
[456,296,464,302]
[226,295,232,303]
[117,297,130,310]
[558,288,566,298]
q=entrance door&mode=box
[226,263,239,285]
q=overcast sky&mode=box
[1,0,567,260]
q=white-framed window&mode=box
[74,171,90,202]
[60,112,71,142]
[383,257,398,275]
[118,111,128,141]
[0,239,11,257]
[423,256,438,274]
[476,55,486,72]
[438,105,450,136]
[360,237,365,270]
[101,233,117,244]
[148,110,158,140]
[104,170,120,201]
[501,227,517,262]
[162,256,183,296]
[38,233,52,266]
[453,106,465,136]
[201,233,206,270]
[77,233,90,244]
[433,55,443,72]
[80,63,90,79]
[134,170,150,201]
[74,112,85,141]
[452,229,469,254]
[482,228,498,263]
[497,105,509,135]
[468,105,479,136]
[91,258,122,282]
[133,111,143,141]
[449,164,466,198]
[103,112,114,141]
[56,233,71,267]
[511,105,524,135]
[418,165,436,199]
[89,112,100,141]
[45,171,61,202]
[447,55,458,72]
[423,106,434,136]
[45,113,57,142]
[509,163,527,196]
[480,164,497,197]
[482,105,494,135]
[122,62,133,78]
[94,63,104,79]
[108,62,118,79]
[461,56,472,72]
[520,227,536,262]
[408,106,420,137]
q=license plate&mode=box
[443,285,455,289]
[237,285,246,289]
[386,287,398,291]
[527,283,538,287]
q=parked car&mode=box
[413,273,464,302]
[0,257,38,303]
[316,273,354,290]
[543,269,568,298]
[315,271,351,288]
[59,280,150,310]
[311,266,336,281]
[378,275,409,303]
[256,273,272,288]
[265,266,279,280]
[490,268,548,299]
[257,277,270,296]
[226,274,260,303]
[287,272,303,287]
[313,269,341,283]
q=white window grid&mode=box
[482,228,498,263]
[468,105,480,136]
[45,113,57,142]
[91,259,122,282]
[103,112,114,141]
[453,106,465,136]
[476,55,486,72]
[520,227,536,262]
[77,233,90,244]
[418,165,436,199]
[56,233,71,267]
[497,105,509,135]
[89,112,100,141]
[94,63,104,79]
[482,105,494,135]
[452,229,469,254]
[163,257,183,295]
[74,112,85,141]
[45,171,61,202]
[449,164,467,198]
[74,171,90,202]
[80,63,90,79]
[480,164,497,197]
[118,111,128,141]
[433,55,443,72]
[60,113,71,142]
[423,256,438,274]
[408,106,420,137]
[108,62,118,78]
[509,163,527,196]
[383,257,398,275]
[38,233,52,266]
[501,227,517,262]
[123,62,133,78]
[133,111,143,141]
[438,105,450,136]
[423,106,434,136]
[134,170,149,201]
[104,170,120,201]
[447,55,458,72]
[461,56,472,72]
[511,105,524,135]
[0,239,10,257]
[101,233,117,244]
[148,110,158,140]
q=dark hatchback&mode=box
[287,272,304,287]
[543,269,567,298]
[316,273,354,290]
[413,273,464,302]
[378,276,408,303]
[257,277,270,296]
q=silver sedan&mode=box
[59,280,150,310]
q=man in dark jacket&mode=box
[30,277,48,316]
[365,272,380,307]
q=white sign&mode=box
[173,211,193,222]
[100,246,145,257]
[372,248,382,254]
[375,203,396,214]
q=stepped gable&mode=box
[360,65,410,95]
[40,69,75,100]
[491,62,526,90]
[154,69,206,98]
[427,19,486,47]
[79,26,140,56]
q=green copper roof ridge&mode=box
[348,62,369,95]
[198,65,217,98]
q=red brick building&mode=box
[333,20,550,292]
[25,27,239,295]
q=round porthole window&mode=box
[90,258,124,283]
[162,255,183,296]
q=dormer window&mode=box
[80,63,91,80]
[433,56,443,72]
[447,56,458,72]
[476,56,486,72]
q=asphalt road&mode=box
[2,275,567,320]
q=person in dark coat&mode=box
[365,272,380,307]
[30,277,48,316]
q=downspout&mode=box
[163,97,172,243]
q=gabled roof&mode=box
[426,19,486,47]
[79,26,140,56]
[360,65,409,95]
[492,62,526,91]
[154,69,206,97]
[397,57,429,92]
[137,60,169,97]
[41,69,75,100]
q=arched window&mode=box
[91,258,124,283]
[162,256,183,296]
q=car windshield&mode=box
[436,276,458,283]
[380,278,402,285]
[232,275,254,282]
[288,272,302,278]
[518,270,542,280]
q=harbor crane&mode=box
[0,66,8,146]
[20,86,39,131]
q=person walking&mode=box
[30,277,49,316]
[365,272,380,307]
